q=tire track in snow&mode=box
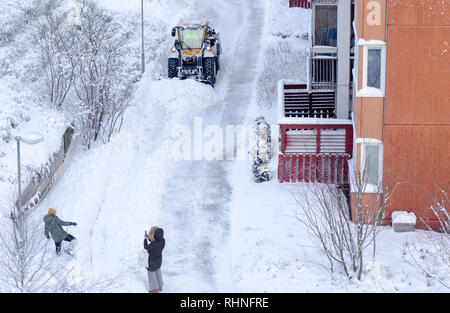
[159,0,266,292]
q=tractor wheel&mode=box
[217,43,222,56]
[215,56,220,73]
[168,58,178,78]
[204,57,216,86]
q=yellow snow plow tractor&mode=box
[168,21,222,86]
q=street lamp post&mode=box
[16,138,22,229]
[141,0,145,74]
[15,133,44,241]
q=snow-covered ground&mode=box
[0,0,448,293]
[229,168,450,292]
[228,0,448,293]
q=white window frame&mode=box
[357,138,383,193]
[356,39,386,98]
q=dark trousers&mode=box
[55,234,76,253]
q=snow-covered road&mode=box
[159,0,265,292]
[36,0,266,292]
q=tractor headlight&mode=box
[171,47,177,52]
[206,46,212,51]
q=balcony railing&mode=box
[309,55,337,91]
[278,80,336,120]
[278,123,353,186]
[311,0,338,5]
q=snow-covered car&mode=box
[168,21,222,86]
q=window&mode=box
[364,144,379,186]
[357,139,383,193]
[314,5,337,47]
[180,28,205,49]
[357,39,386,97]
[367,48,381,88]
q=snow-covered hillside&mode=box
[0,0,448,293]
[0,1,70,212]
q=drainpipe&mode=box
[336,0,351,119]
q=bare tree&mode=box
[289,159,398,280]
[0,190,56,292]
[70,1,137,149]
[35,10,78,110]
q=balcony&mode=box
[278,80,336,119]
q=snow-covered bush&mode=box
[250,116,272,183]
[256,41,307,108]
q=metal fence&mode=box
[309,55,337,91]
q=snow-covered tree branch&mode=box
[35,0,140,149]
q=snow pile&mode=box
[392,211,417,225]
[149,79,219,113]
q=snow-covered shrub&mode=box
[250,116,272,183]
[257,41,307,108]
